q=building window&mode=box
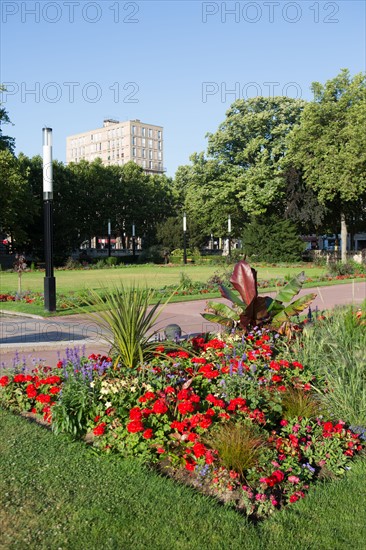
[142,127,146,137]
[142,149,146,158]
[158,130,162,139]
[158,162,162,171]
[132,136,137,145]
[148,129,152,138]
[132,147,136,157]
[148,139,153,148]
[142,160,146,168]
[142,138,145,146]
[149,160,153,169]
[132,125,136,135]
[158,141,162,150]
[158,151,162,160]
[149,150,153,159]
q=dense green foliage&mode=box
[12,156,176,261]
[287,69,366,261]
[175,70,366,261]
[0,87,15,153]
[242,217,305,262]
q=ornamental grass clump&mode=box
[281,387,321,421]
[282,305,366,427]
[203,422,268,480]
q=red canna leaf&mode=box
[230,260,258,305]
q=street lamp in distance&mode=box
[183,212,187,265]
[228,214,232,257]
[132,222,136,261]
[108,219,111,257]
[43,127,56,312]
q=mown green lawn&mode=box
[0,264,327,294]
[1,409,365,550]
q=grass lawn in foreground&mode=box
[0,409,365,550]
[0,263,328,294]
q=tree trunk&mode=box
[341,211,348,263]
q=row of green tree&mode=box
[1,69,365,263]
[0,152,176,261]
[162,69,365,262]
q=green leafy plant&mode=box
[84,284,173,368]
[52,377,95,438]
[179,271,193,290]
[202,260,316,332]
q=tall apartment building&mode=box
[66,119,164,175]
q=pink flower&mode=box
[288,475,300,484]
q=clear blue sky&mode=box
[1,0,365,177]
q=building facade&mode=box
[66,119,164,175]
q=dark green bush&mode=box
[242,216,305,262]
[138,245,165,264]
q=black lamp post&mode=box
[132,222,136,260]
[108,219,111,257]
[228,214,232,257]
[183,212,187,265]
[43,127,56,312]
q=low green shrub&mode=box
[105,256,118,267]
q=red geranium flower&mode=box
[14,374,26,383]
[178,401,194,415]
[36,393,51,403]
[93,422,107,436]
[185,458,197,471]
[152,399,168,414]
[193,442,206,458]
[26,384,37,398]
[129,407,143,420]
[191,357,206,364]
[138,391,156,403]
[177,389,190,400]
[143,428,153,439]
[0,376,10,386]
[127,420,145,433]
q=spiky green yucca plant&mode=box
[85,285,171,369]
[204,422,267,479]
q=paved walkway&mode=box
[1,281,365,368]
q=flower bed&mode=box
[1,330,365,521]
